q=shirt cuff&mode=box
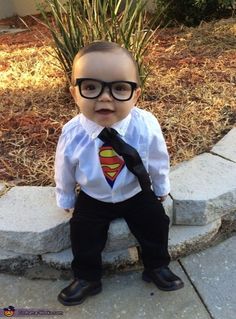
[56,191,76,209]
[152,182,170,197]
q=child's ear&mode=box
[70,85,76,99]
[134,87,141,102]
[70,85,78,103]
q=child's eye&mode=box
[81,80,100,92]
[113,83,130,92]
[84,84,96,91]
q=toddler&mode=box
[55,41,184,306]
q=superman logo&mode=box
[99,144,125,187]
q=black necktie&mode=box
[98,127,152,192]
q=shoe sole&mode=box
[142,272,184,291]
[57,286,102,306]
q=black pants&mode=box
[70,190,171,281]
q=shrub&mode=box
[155,0,235,26]
[36,0,158,88]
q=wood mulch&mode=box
[0,15,235,187]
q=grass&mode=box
[0,15,235,187]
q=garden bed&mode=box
[0,15,235,187]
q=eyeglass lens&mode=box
[80,79,134,100]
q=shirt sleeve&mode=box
[54,133,77,209]
[146,113,170,197]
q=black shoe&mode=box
[58,278,102,306]
[142,266,184,291]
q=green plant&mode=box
[155,0,235,26]
[36,0,158,88]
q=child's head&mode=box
[70,41,141,127]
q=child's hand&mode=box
[64,208,73,213]
[157,195,168,202]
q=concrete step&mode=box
[211,127,236,163]
[0,128,235,279]
[0,186,173,255]
[0,186,71,254]
[0,219,221,279]
[169,127,236,226]
[41,219,221,270]
[170,153,236,225]
[1,130,235,257]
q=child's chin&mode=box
[94,117,118,127]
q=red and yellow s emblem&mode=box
[99,145,124,187]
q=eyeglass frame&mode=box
[75,78,138,101]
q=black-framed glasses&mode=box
[75,78,138,101]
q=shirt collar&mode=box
[80,113,132,140]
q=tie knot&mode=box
[98,127,118,143]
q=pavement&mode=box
[0,25,27,35]
[0,235,235,319]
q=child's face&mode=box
[70,50,141,127]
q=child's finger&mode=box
[157,195,167,202]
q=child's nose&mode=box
[98,87,113,101]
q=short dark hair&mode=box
[71,41,141,86]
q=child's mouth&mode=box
[96,109,114,115]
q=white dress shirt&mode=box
[54,107,170,209]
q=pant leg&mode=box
[70,191,112,281]
[122,191,171,269]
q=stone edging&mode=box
[0,127,235,279]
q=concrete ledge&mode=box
[0,187,173,255]
[170,153,236,225]
[169,219,221,259]
[0,249,40,275]
[0,128,235,279]
[42,247,139,271]
[211,127,236,163]
[0,219,221,279]
[0,186,71,254]
[40,219,221,272]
